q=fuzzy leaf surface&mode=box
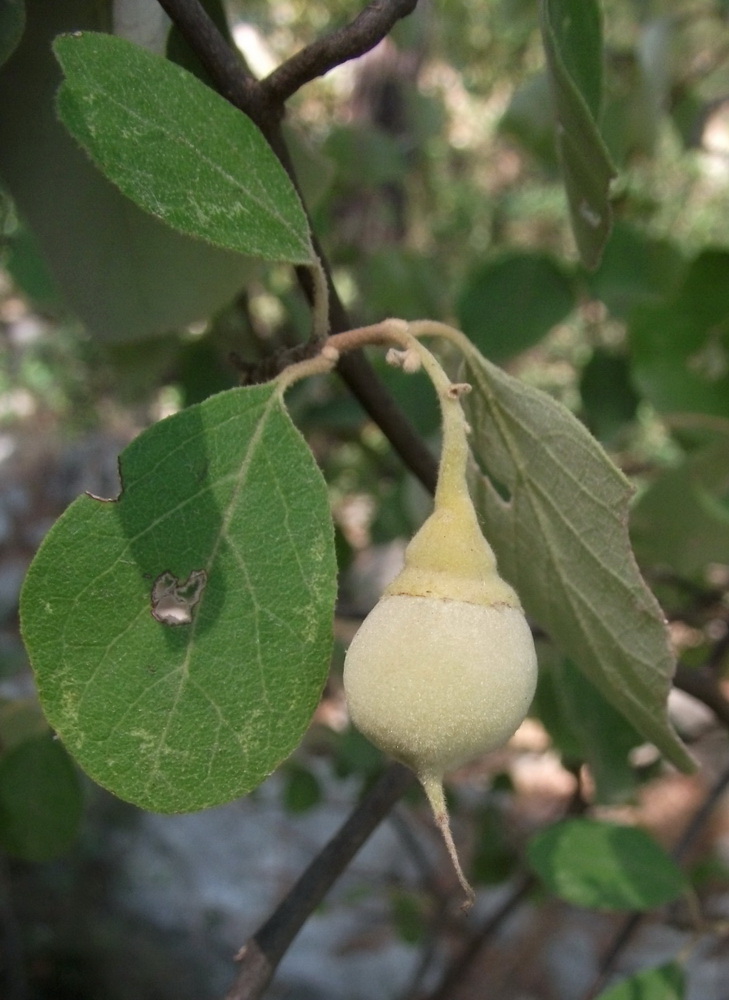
[20,385,337,812]
[54,32,312,263]
[462,346,693,771]
[540,0,616,268]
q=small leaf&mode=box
[631,440,729,579]
[540,0,616,269]
[0,0,24,68]
[594,962,685,1000]
[629,251,729,421]
[0,733,83,861]
[20,384,338,812]
[528,819,687,911]
[462,344,693,772]
[587,221,685,319]
[457,253,576,363]
[54,32,312,264]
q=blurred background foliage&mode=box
[2,0,729,997]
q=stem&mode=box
[262,0,420,105]
[420,773,476,909]
[224,763,416,1000]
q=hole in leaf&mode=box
[151,569,207,626]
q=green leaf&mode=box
[0,0,24,68]
[629,251,729,421]
[0,733,83,861]
[20,384,338,812]
[457,253,576,363]
[0,0,257,341]
[631,440,729,579]
[540,0,616,269]
[528,819,687,911]
[594,962,685,1000]
[539,658,645,804]
[54,31,312,264]
[580,350,640,443]
[461,343,693,772]
[587,222,685,319]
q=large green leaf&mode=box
[0,0,24,67]
[540,0,616,269]
[55,31,312,263]
[457,253,576,363]
[528,819,687,910]
[595,963,685,1000]
[0,732,83,861]
[0,0,256,341]
[20,384,337,812]
[460,343,693,771]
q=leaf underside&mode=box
[20,384,338,812]
[462,346,693,772]
[540,0,616,269]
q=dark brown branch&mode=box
[262,0,420,105]
[158,0,438,495]
[155,0,268,124]
[224,763,416,1000]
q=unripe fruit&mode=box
[342,351,537,905]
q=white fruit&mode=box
[344,594,537,780]
[342,338,538,905]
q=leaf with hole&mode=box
[20,384,338,812]
[461,342,693,772]
[54,31,313,263]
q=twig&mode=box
[426,874,536,1000]
[157,0,439,494]
[154,0,267,123]
[224,763,416,1000]
[262,0,420,105]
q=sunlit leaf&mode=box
[20,384,338,812]
[55,31,313,263]
[460,342,693,771]
[528,819,686,910]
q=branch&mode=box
[157,0,438,495]
[154,0,267,123]
[262,0,420,105]
[224,763,416,1000]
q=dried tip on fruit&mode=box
[421,772,476,908]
